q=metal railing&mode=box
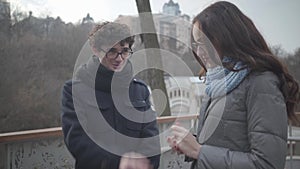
[0,115,198,169]
[1,114,299,169]
[287,123,300,169]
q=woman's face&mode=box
[192,22,217,68]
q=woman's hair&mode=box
[192,1,300,121]
[88,22,135,51]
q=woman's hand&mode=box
[167,124,201,159]
[119,152,152,169]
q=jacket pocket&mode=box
[125,100,149,112]
[125,120,143,138]
[126,120,143,130]
[131,100,148,108]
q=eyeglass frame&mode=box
[100,47,133,60]
[191,41,208,59]
[191,40,221,69]
[191,41,206,51]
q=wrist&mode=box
[191,144,201,159]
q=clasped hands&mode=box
[167,123,201,159]
[119,123,201,169]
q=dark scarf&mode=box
[75,55,133,93]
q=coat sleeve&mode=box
[195,72,288,169]
[140,114,161,169]
[61,80,120,169]
[134,81,161,169]
[143,96,161,169]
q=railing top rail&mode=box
[157,114,198,124]
[0,127,63,143]
[288,136,300,142]
[1,112,298,143]
[0,115,199,143]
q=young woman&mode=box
[168,1,300,169]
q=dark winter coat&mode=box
[192,71,288,169]
[61,56,160,169]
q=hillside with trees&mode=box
[0,10,299,133]
[0,12,94,132]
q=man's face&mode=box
[99,43,131,72]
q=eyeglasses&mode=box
[191,41,205,51]
[103,47,133,60]
[191,41,208,60]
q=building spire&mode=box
[163,0,181,16]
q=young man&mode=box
[61,22,160,169]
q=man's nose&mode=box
[115,53,124,61]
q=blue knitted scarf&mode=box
[205,57,250,98]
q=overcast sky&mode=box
[9,0,300,53]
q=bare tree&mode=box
[10,5,27,25]
[271,45,288,58]
[135,0,171,116]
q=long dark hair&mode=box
[192,1,300,121]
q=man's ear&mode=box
[92,47,100,56]
[92,47,105,63]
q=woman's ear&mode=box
[199,67,206,79]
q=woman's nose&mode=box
[197,46,205,56]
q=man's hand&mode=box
[119,152,152,169]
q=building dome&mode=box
[162,0,181,16]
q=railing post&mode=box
[0,143,7,169]
[289,122,293,169]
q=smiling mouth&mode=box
[112,64,122,69]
